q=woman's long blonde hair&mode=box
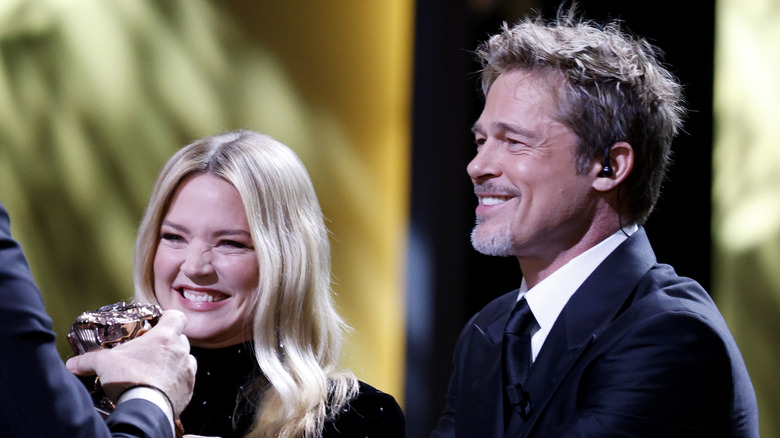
[133,130,358,437]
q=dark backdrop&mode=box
[404,1,714,436]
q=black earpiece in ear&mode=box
[598,146,613,177]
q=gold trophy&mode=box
[67,302,162,415]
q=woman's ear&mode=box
[591,141,634,192]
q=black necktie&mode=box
[502,297,536,420]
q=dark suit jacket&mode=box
[433,228,759,438]
[0,202,172,438]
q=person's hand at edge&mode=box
[66,309,197,416]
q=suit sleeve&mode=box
[430,314,478,438]
[430,364,457,437]
[550,310,738,437]
[0,202,172,438]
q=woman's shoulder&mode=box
[323,380,406,437]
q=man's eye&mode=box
[474,138,486,147]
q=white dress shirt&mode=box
[518,224,638,361]
[119,387,176,437]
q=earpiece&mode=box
[598,146,613,177]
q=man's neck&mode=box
[518,222,630,289]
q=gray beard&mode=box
[470,223,514,257]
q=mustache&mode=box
[473,182,520,197]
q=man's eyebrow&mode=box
[471,121,538,140]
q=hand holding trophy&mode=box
[66,302,196,437]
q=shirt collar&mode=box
[519,224,638,339]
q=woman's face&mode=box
[153,173,259,348]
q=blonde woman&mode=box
[134,130,404,437]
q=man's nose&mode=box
[467,141,502,181]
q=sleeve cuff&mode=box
[118,386,176,437]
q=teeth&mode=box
[182,290,221,303]
[481,196,508,206]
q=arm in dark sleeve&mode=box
[0,202,171,438]
[430,373,456,438]
[550,311,753,438]
[430,315,478,438]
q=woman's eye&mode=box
[161,232,182,241]
[220,240,249,249]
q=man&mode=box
[0,201,197,437]
[432,10,759,438]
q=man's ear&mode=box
[591,141,634,192]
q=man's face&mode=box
[469,70,597,264]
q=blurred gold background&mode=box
[0,0,411,405]
[713,0,780,435]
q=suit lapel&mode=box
[472,289,518,348]
[506,228,657,437]
[459,291,517,438]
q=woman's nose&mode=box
[181,245,215,277]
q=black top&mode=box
[180,342,406,437]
